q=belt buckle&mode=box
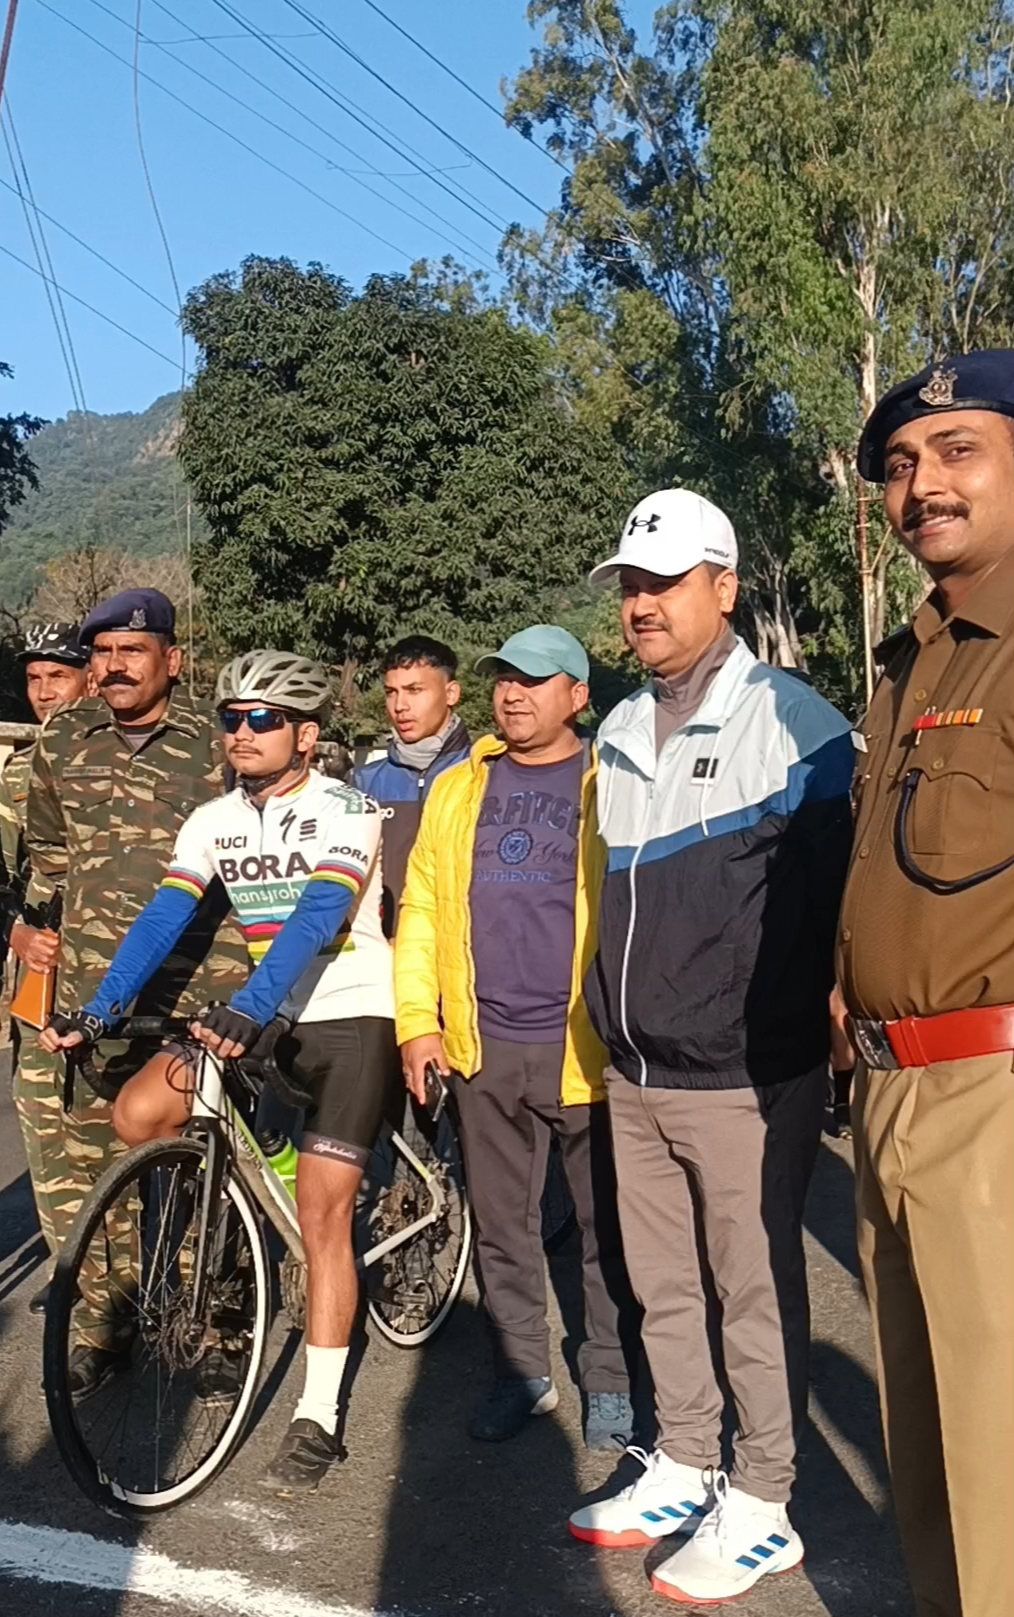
[849,1017,898,1070]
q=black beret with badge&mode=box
[78,588,176,648]
[17,621,87,667]
[858,348,1014,482]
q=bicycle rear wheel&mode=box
[363,1099,471,1348]
[44,1136,269,1516]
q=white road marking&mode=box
[219,1498,307,1552]
[0,1519,395,1617]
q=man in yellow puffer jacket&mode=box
[396,625,637,1448]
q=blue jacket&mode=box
[355,718,470,930]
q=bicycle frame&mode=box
[184,1044,453,1286]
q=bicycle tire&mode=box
[364,1103,472,1349]
[44,1136,269,1517]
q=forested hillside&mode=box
[0,393,203,607]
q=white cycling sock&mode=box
[292,1344,348,1437]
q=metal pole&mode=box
[0,0,20,104]
[856,477,874,708]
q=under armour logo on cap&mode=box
[627,512,661,535]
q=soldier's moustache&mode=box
[903,499,970,531]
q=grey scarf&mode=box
[391,714,459,772]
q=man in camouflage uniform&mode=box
[24,589,246,1396]
[1,624,92,1313]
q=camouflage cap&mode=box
[18,621,88,667]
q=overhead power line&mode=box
[0,171,178,314]
[124,0,501,272]
[276,0,553,215]
[1,104,88,413]
[37,0,418,264]
[205,0,508,234]
[0,239,185,370]
[352,0,571,175]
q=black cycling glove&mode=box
[194,1004,261,1052]
[47,1009,108,1044]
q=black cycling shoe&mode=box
[63,1344,132,1403]
[28,1283,51,1317]
[260,1418,344,1494]
[196,1348,245,1407]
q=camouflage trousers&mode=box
[13,1029,136,1350]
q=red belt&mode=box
[848,1005,1014,1070]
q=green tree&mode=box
[179,256,632,715]
[505,0,1014,706]
[0,361,44,535]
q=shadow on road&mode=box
[374,1288,626,1617]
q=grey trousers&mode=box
[453,1036,634,1392]
[607,1065,825,1501]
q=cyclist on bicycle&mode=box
[42,649,400,1492]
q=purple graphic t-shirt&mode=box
[469,749,584,1043]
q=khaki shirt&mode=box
[839,546,1014,1021]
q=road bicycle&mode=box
[43,1015,471,1516]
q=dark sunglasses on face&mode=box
[219,706,291,735]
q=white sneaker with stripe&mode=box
[568,1448,712,1547]
[650,1472,804,1604]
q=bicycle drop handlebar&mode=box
[65,1013,305,1106]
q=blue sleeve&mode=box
[230,879,355,1027]
[799,730,856,804]
[84,884,199,1025]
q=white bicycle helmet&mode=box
[215,649,332,717]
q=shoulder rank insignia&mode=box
[918,366,958,408]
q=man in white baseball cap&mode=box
[567,489,854,1605]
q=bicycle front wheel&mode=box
[44,1136,269,1516]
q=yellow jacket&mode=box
[394,733,607,1105]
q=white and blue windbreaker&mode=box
[586,639,855,1090]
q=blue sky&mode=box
[1,0,652,424]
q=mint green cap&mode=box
[474,624,589,683]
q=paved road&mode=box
[0,1050,914,1617]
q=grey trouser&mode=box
[607,1065,825,1501]
[454,1036,634,1392]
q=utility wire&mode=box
[37,0,418,263]
[1,105,86,413]
[206,0,507,233]
[276,0,553,216]
[103,0,500,273]
[132,0,191,686]
[0,239,185,369]
[0,173,178,314]
[352,0,571,175]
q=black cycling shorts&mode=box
[277,1016,401,1171]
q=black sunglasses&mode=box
[219,706,292,735]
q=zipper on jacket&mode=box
[618,778,654,1086]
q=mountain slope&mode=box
[1,393,204,606]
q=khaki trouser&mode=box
[855,1054,1014,1617]
[607,1066,825,1503]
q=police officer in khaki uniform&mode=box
[841,350,1014,1617]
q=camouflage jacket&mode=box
[26,687,248,1016]
[0,746,31,896]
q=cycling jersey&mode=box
[86,770,393,1030]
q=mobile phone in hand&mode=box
[423,1061,448,1122]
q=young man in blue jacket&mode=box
[569,489,854,1605]
[355,637,469,931]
